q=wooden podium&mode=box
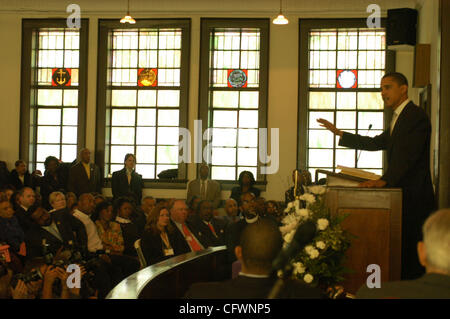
[325,186,402,295]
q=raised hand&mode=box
[316,118,343,137]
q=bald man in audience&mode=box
[357,209,450,299]
[170,199,204,253]
[185,218,323,299]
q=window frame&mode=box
[198,18,269,190]
[297,18,396,180]
[96,19,191,189]
[20,19,89,172]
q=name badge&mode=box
[164,248,174,256]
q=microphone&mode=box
[356,124,372,166]
[272,220,316,272]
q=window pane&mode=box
[62,126,77,144]
[111,145,135,163]
[358,151,382,168]
[136,146,155,163]
[37,126,60,143]
[136,127,156,145]
[211,166,235,180]
[157,127,179,145]
[63,108,78,125]
[358,112,384,130]
[309,92,335,109]
[337,92,356,109]
[38,109,61,125]
[237,148,257,166]
[157,90,179,107]
[237,167,257,180]
[309,130,333,148]
[357,92,383,109]
[111,90,137,106]
[137,109,156,126]
[309,149,333,167]
[336,149,355,167]
[213,110,237,128]
[309,112,333,129]
[238,110,258,128]
[212,91,238,108]
[37,144,60,162]
[138,90,157,107]
[111,127,135,144]
[156,146,178,164]
[112,109,135,126]
[38,89,62,106]
[336,111,356,129]
[61,145,77,162]
[158,110,179,126]
[212,128,237,147]
[212,148,236,165]
[136,164,155,179]
[238,129,258,147]
[239,91,258,109]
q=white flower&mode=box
[287,201,294,209]
[304,245,319,259]
[277,270,283,278]
[297,209,310,219]
[317,218,329,231]
[308,185,326,195]
[292,262,305,275]
[294,199,300,209]
[316,241,326,250]
[303,274,314,284]
[283,230,295,244]
[300,193,315,204]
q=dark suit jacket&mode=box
[40,172,68,210]
[356,273,450,299]
[170,219,202,252]
[111,168,144,203]
[68,162,102,197]
[9,169,37,190]
[339,102,435,278]
[185,275,324,299]
[24,209,88,259]
[140,227,190,266]
[188,215,227,247]
[186,179,222,209]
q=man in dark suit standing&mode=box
[111,153,144,204]
[357,209,450,299]
[186,164,221,209]
[68,148,103,198]
[317,72,435,280]
[185,218,323,299]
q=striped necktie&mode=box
[181,224,202,251]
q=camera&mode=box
[10,269,43,289]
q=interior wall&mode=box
[2,0,437,202]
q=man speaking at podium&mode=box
[317,72,435,280]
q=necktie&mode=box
[182,224,202,251]
[207,222,218,238]
[200,180,206,200]
[390,112,398,135]
[127,172,131,185]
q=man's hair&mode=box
[141,196,155,204]
[124,153,136,164]
[14,160,25,167]
[169,199,185,212]
[44,156,59,170]
[382,72,409,87]
[239,219,282,273]
[18,187,34,197]
[422,209,450,273]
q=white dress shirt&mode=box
[390,98,410,134]
[73,209,104,252]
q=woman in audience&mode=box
[48,191,67,212]
[113,197,141,257]
[230,171,260,206]
[111,154,144,204]
[94,201,125,255]
[140,203,187,265]
[40,156,67,210]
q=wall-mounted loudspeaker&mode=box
[387,8,418,46]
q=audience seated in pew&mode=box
[188,200,227,247]
[184,218,324,299]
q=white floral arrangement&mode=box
[279,185,352,291]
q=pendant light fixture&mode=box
[120,0,136,24]
[273,0,289,25]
